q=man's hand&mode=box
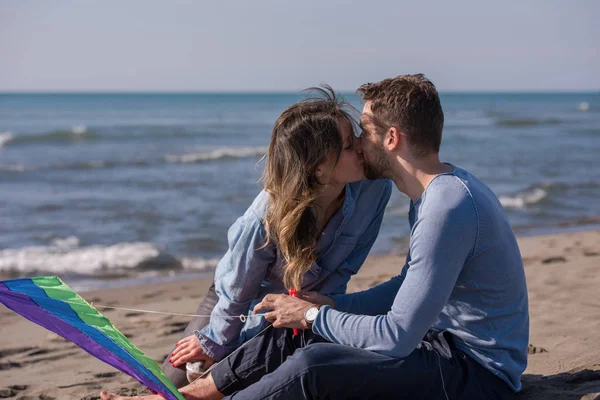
[299,291,335,308]
[253,294,313,329]
[169,334,214,368]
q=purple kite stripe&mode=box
[0,282,179,400]
[5,277,178,396]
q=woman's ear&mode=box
[315,165,325,181]
[314,163,330,185]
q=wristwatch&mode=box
[304,305,320,327]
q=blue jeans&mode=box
[224,331,514,400]
[212,327,327,395]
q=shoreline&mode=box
[85,219,600,292]
[3,217,599,294]
[1,229,599,399]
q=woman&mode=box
[101,86,390,400]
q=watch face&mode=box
[305,306,319,322]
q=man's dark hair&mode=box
[357,74,444,158]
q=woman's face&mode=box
[320,118,365,185]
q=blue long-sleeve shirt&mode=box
[196,179,392,361]
[314,166,529,392]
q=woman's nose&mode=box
[355,136,363,154]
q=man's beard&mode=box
[363,144,390,180]
[364,163,384,180]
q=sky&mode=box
[1,0,598,92]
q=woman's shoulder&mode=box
[225,191,270,242]
[244,190,270,223]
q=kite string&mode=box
[85,301,276,379]
[83,301,276,376]
[87,302,261,322]
[14,291,261,323]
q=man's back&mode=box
[316,165,529,391]
[417,165,529,391]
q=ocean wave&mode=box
[0,146,266,175]
[499,180,600,209]
[0,163,27,172]
[181,257,220,270]
[499,187,548,208]
[54,160,130,171]
[0,131,14,148]
[0,125,226,149]
[445,111,494,128]
[445,120,494,129]
[52,159,155,171]
[67,160,111,169]
[576,102,590,112]
[495,117,562,128]
[0,160,132,174]
[165,146,268,164]
[0,237,218,277]
[2,125,96,147]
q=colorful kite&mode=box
[0,276,184,400]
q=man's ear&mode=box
[384,127,403,151]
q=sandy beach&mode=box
[1,229,599,399]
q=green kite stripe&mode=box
[31,276,183,399]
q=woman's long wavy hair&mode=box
[262,85,358,291]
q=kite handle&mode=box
[288,288,301,336]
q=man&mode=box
[101,74,528,400]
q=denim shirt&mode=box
[315,166,529,392]
[196,179,392,361]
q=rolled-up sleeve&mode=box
[196,211,275,361]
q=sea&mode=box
[1,92,599,291]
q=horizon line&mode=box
[1,89,599,95]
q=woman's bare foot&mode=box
[99,373,223,400]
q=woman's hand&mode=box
[169,335,215,368]
[299,291,335,308]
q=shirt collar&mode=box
[341,183,357,218]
